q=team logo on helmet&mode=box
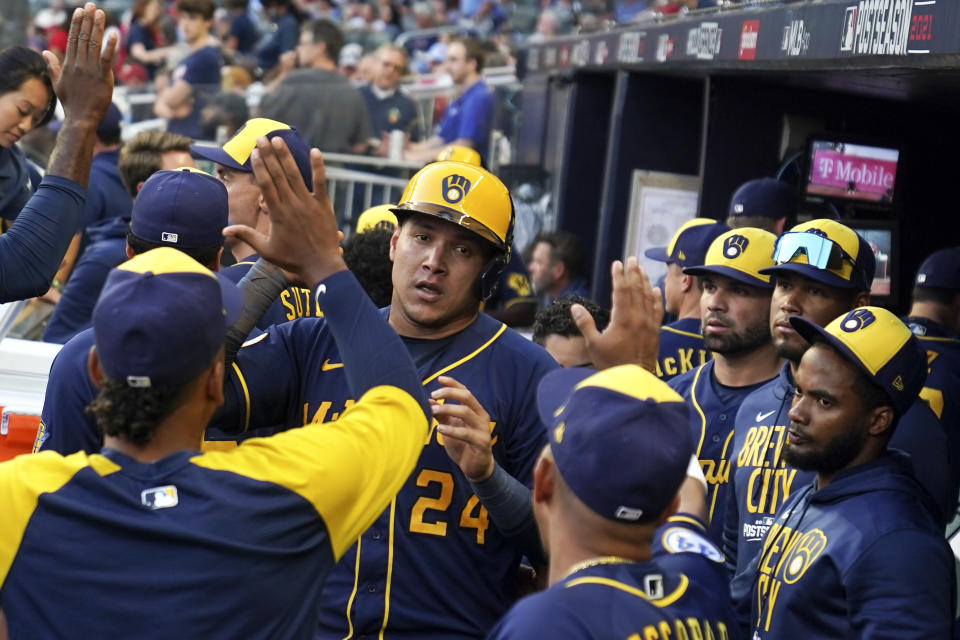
[840,308,875,333]
[441,174,471,204]
[723,234,749,259]
[807,228,829,239]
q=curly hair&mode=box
[343,228,394,308]
[86,377,193,447]
[532,295,609,345]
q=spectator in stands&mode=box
[260,19,373,154]
[200,91,250,140]
[42,131,194,345]
[222,0,258,58]
[361,44,422,144]
[527,231,590,308]
[154,0,222,139]
[725,177,796,236]
[338,42,364,80]
[256,0,301,74]
[532,295,609,367]
[0,47,54,222]
[527,9,560,43]
[404,36,494,163]
[126,0,176,82]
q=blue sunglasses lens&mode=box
[773,232,840,269]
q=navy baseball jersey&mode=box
[656,317,712,381]
[484,248,535,314]
[669,361,773,544]
[487,515,741,640]
[748,452,953,639]
[210,310,558,638]
[725,364,952,610]
[905,315,960,499]
[221,253,324,330]
[5,269,432,638]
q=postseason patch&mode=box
[661,526,724,563]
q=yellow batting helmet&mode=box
[435,145,482,167]
[392,160,514,300]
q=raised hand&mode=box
[431,376,495,483]
[43,2,117,128]
[571,256,662,372]
[223,136,345,288]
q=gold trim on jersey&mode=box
[378,499,398,639]
[564,574,690,608]
[689,364,709,458]
[232,362,251,433]
[661,325,703,340]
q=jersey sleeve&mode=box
[845,529,954,639]
[0,176,85,302]
[193,383,429,559]
[42,249,113,344]
[37,334,103,455]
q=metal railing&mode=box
[324,165,409,228]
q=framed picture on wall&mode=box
[623,170,702,285]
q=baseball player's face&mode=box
[699,274,771,356]
[769,273,865,363]
[216,165,261,251]
[663,263,685,316]
[388,214,489,338]
[782,344,873,478]
[543,334,591,368]
[528,241,557,295]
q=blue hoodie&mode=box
[43,216,129,344]
[748,451,954,639]
[724,364,952,615]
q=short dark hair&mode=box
[86,376,193,447]
[912,285,957,307]
[97,126,122,147]
[343,228,394,308]
[303,18,344,63]
[452,36,485,74]
[532,296,609,345]
[126,230,223,269]
[536,231,585,280]
[177,0,215,20]
[118,131,193,198]
[0,46,56,128]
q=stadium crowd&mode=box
[0,0,959,638]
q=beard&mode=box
[773,332,809,364]
[781,420,867,475]
[702,314,770,356]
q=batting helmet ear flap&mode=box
[477,198,515,302]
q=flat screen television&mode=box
[847,219,899,306]
[805,137,900,208]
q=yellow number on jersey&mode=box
[459,495,490,544]
[409,469,453,536]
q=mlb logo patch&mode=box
[142,485,179,509]
[161,232,179,243]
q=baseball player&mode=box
[644,218,729,381]
[192,117,322,328]
[725,177,796,236]
[1,137,432,638]
[209,160,559,638]
[668,227,782,544]
[487,365,740,639]
[747,308,954,638]
[723,220,952,614]
[531,296,609,368]
[36,168,237,455]
[903,247,960,504]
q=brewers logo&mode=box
[442,175,471,204]
[723,234,749,259]
[840,308,875,332]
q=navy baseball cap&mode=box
[683,227,778,289]
[790,307,926,416]
[760,219,875,291]
[93,248,244,388]
[96,102,123,138]
[536,365,692,524]
[131,168,228,249]
[915,247,960,291]
[728,178,796,220]
[191,118,313,191]
[644,218,730,268]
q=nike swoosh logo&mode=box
[317,284,327,295]
[321,359,343,371]
[755,410,776,423]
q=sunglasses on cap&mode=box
[772,231,855,271]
